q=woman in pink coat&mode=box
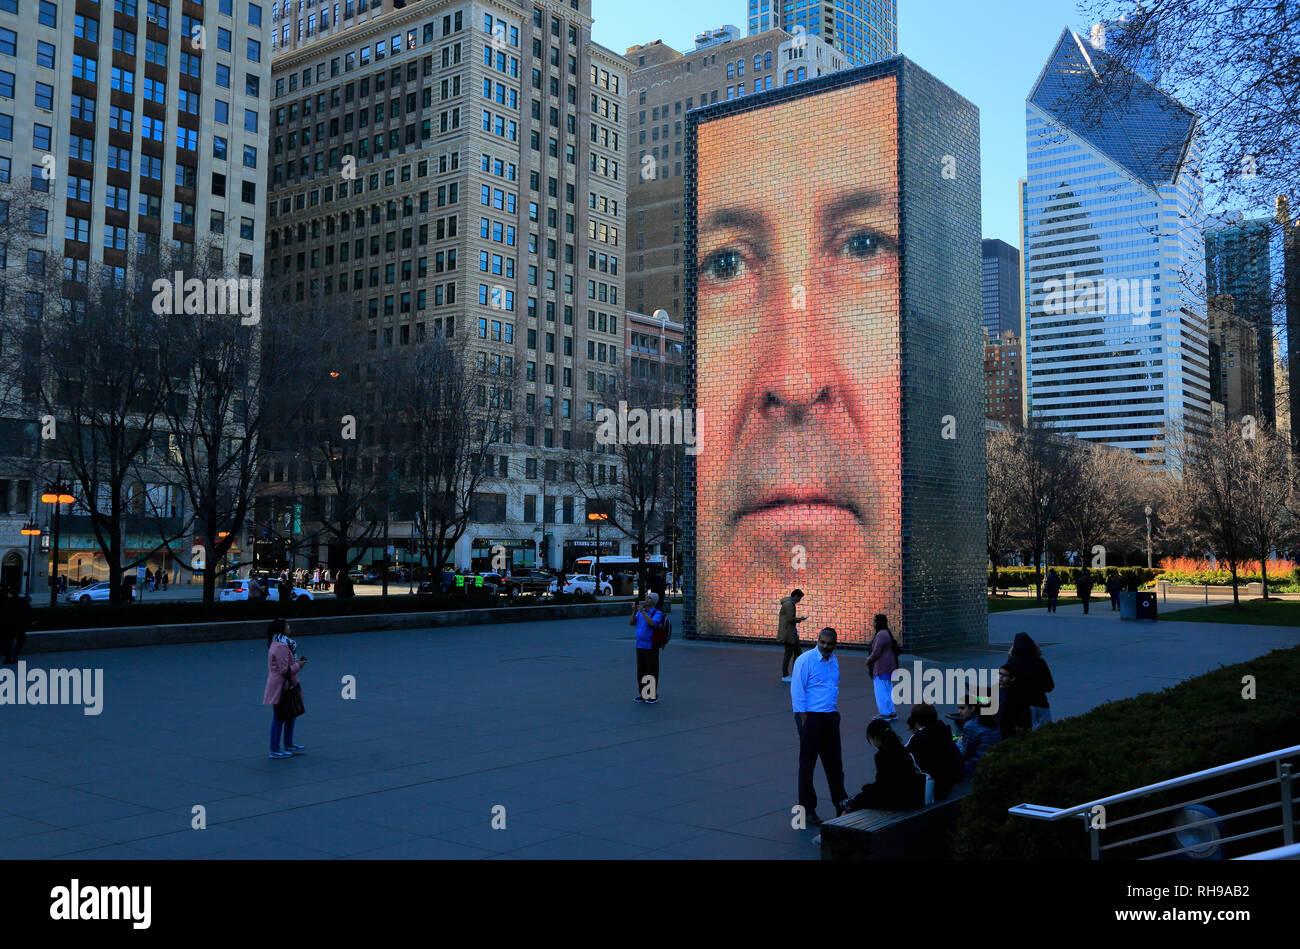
[263,618,307,759]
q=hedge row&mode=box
[31,590,597,631]
[1155,568,1297,586]
[988,567,1160,589]
[950,644,1300,859]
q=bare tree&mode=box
[573,368,681,596]
[986,426,1019,593]
[1057,440,1144,569]
[404,336,518,577]
[1009,416,1083,599]
[1236,422,1294,600]
[1169,419,1253,605]
[32,256,171,603]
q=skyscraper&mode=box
[981,238,1020,339]
[1205,214,1274,426]
[1023,28,1209,465]
[264,0,630,573]
[746,0,896,66]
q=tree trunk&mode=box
[1230,560,1240,608]
[1260,558,1269,602]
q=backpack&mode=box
[652,612,672,649]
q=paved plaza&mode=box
[1,603,1297,859]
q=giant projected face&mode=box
[693,77,902,645]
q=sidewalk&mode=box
[0,608,1295,859]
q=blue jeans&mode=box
[270,706,296,752]
[873,674,896,717]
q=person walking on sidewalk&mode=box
[1105,571,1122,611]
[1,584,33,664]
[777,589,807,682]
[866,613,900,720]
[791,627,849,826]
[630,592,664,703]
[1077,568,1094,614]
[263,618,307,759]
[1005,632,1054,729]
[1043,568,1060,613]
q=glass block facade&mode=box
[1024,28,1210,464]
[683,58,986,651]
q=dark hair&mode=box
[873,613,888,631]
[907,702,939,730]
[819,626,837,640]
[791,589,803,600]
[266,617,288,648]
[867,717,904,750]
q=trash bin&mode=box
[1119,591,1138,620]
[1135,590,1158,620]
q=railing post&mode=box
[1280,763,1294,846]
[1085,813,1100,860]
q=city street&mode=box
[1,608,1295,859]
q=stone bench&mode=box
[819,779,971,860]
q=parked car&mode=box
[559,574,613,596]
[65,581,135,604]
[477,572,504,594]
[501,568,556,597]
[219,579,314,603]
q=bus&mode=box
[573,555,668,595]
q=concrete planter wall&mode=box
[21,601,634,655]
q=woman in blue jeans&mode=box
[262,618,307,759]
[866,613,899,720]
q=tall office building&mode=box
[1206,294,1258,418]
[745,0,896,65]
[1023,27,1209,465]
[984,329,1023,428]
[0,0,271,590]
[1205,213,1274,426]
[264,0,629,572]
[625,26,848,322]
[981,238,1020,338]
[1281,196,1300,468]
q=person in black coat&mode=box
[905,702,963,799]
[1043,569,1060,612]
[1004,631,1055,729]
[1076,568,1094,614]
[997,664,1033,740]
[840,718,927,813]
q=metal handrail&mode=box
[1008,744,1300,821]
[1235,842,1300,860]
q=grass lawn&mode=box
[987,596,1082,613]
[1165,598,1300,626]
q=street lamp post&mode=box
[587,511,608,593]
[1145,504,1153,569]
[41,478,76,608]
[21,522,40,598]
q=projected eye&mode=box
[842,230,886,258]
[701,248,745,281]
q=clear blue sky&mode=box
[591,0,1089,248]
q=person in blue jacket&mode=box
[629,592,664,703]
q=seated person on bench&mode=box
[905,702,963,799]
[839,718,927,813]
[955,693,1001,777]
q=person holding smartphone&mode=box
[630,593,664,703]
[263,618,307,759]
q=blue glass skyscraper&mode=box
[1205,216,1275,426]
[746,0,897,65]
[1023,28,1209,465]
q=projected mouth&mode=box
[731,493,864,527]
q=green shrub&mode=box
[951,644,1300,859]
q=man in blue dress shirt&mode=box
[791,627,848,825]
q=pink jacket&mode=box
[263,641,302,705]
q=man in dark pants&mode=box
[1106,572,1122,611]
[1,584,33,664]
[630,592,664,703]
[777,589,807,682]
[1077,569,1094,614]
[791,627,848,825]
